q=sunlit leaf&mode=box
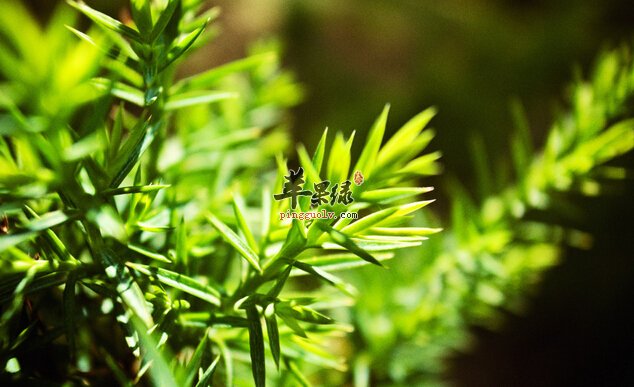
[293,261,357,296]
[92,78,145,107]
[126,262,221,306]
[109,118,162,188]
[101,184,170,196]
[165,90,236,111]
[67,1,142,42]
[182,331,209,386]
[128,244,172,263]
[207,213,261,272]
[316,223,382,267]
[149,0,181,43]
[129,0,152,36]
[161,20,209,71]
[264,303,281,369]
[353,104,389,179]
[195,355,220,387]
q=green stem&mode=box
[231,244,306,303]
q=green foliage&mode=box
[0,1,633,386]
[0,1,436,385]
[347,44,634,385]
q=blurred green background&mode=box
[23,0,634,384]
[204,1,634,384]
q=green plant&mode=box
[0,1,438,385]
[346,45,634,385]
[1,1,633,386]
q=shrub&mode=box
[0,1,632,386]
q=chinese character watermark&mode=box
[273,167,363,210]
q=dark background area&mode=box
[25,0,634,384]
[449,162,634,386]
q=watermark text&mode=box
[279,209,358,221]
